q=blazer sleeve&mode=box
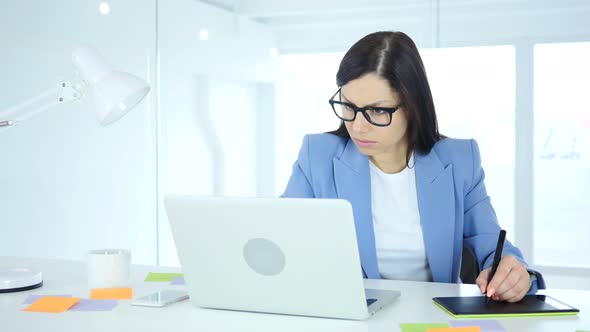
[281,135,316,198]
[463,139,545,291]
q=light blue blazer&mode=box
[282,134,544,290]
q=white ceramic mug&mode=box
[87,249,131,289]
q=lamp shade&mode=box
[72,47,150,125]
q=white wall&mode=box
[0,0,158,264]
[0,0,279,267]
[157,0,277,266]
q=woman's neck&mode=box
[369,144,409,174]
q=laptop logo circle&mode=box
[243,238,286,276]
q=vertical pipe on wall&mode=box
[255,82,276,197]
[194,75,225,196]
[514,42,535,263]
[154,0,162,265]
[430,0,440,48]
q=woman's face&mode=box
[341,72,408,158]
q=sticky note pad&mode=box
[170,276,186,285]
[23,296,80,313]
[400,323,449,332]
[22,294,72,305]
[144,272,183,282]
[427,327,480,332]
[449,319,505,331]
[90,288,133,300]
[70,299,118,311]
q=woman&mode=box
[282,31,544,303]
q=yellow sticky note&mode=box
[90,288,133,300]
[23,296,80,313]
[427,327,480,332]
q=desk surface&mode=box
[1,257,588,332]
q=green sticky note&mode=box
[144,272,183,282]
[575,330,590,332]
[400,323,449,332]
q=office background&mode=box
[1,0,588,289]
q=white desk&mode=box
[1,257,588,332]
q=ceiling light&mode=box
[99,2,111,15]
[199,29,209,41]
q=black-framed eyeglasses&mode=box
[328,88,403,127]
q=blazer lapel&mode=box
[414,148,456,283]
[333,139,380,279]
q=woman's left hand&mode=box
[475,255,530,303]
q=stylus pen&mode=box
[486,229,506,304]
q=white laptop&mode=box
[164,196,400,320]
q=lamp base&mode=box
[0,267,43,293]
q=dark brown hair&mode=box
[328,31,442,165]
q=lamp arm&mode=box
[0,80,84,129]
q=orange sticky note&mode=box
[427,327,480,332]
[90,288,133,300]
[23,296,80,313]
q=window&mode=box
[533,42,590,268]
[421,46,516,240]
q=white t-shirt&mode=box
[369,155,433,281]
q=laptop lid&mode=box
[164,196,371,319]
